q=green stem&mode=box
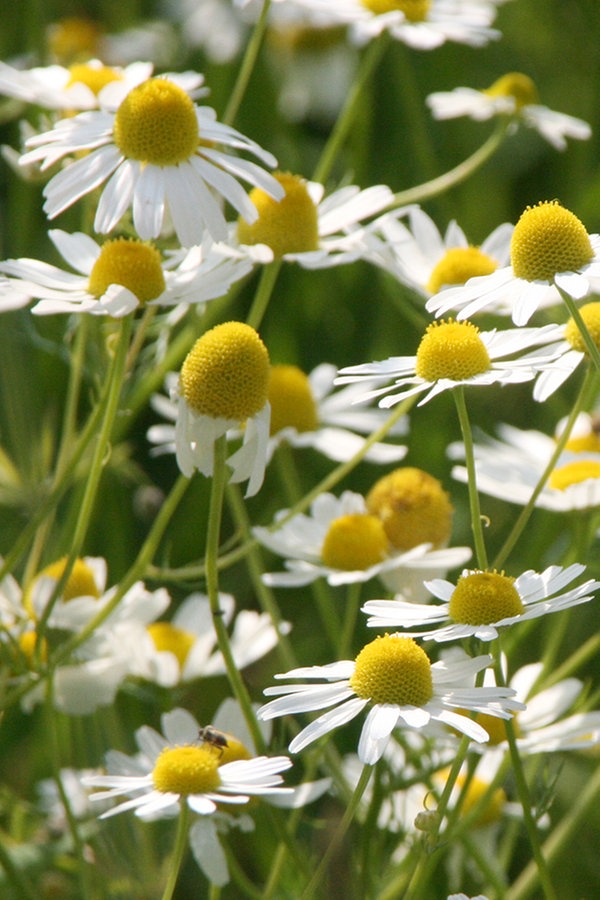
[223,0,271,126]
[338,581,362,660]
[246,260,282,330]
[453,386,488,569]
[161,802,190,900]
[300,764,373,900]
[312,34,390,185]
[205,435,265,753]
[557,285,600,375]
[492,365,595,570]
[493,647,557,900]
[390,117,511,209]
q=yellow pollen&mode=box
[38,557,101,602]
[214,733,252,765]
[446,770,507,826]
[350,635,433,706]
[510,200,593,283]
[46,18,102,64]
[321,513,389,571]
[87,238,166,304]
[564,302,600,354]
[448,571,524,625]
[268,365,319,435]
[152,745,221,795]
[18,631,48,666]
[360,0,431,21]
[564,433,600,454]
[366,467,453,551]
[427,247,498,294]
[113,78,200,166]
[180,322,270,421]
[549,460,600,491]
[237,172,319,257]
[484,72,539,109]
[469,710,521,746]
[67,63,123,95]
[415,319,491,382]
[147,622,196,671]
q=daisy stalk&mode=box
[223,0,272,127]
[453,385,488,569]
[161,802,191,900]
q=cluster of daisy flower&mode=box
[1,0,600,898]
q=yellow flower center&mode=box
[113,78,200,166]
[564,301,600,354]
[147,622,196,671]
[18,631,48,667]
[38,557,101,602]
[268,365,319,435]
[46,18,102,64]
[510,200,593,283]
[448,571,524,625]
[484,72,539,110]
[152,745,221,795]
[450,770,507,826]
[415,319,491,383]
[427,247,498,294]
[350,635,433,706]
[467,710,521,746]
[549,460,600,491]
[321,513,389,570]
[180,322,270,421]
[205,730,252,765]
[87,238,166,304]
[564,430,600,454]
[67,63,123,95]
[360,0,431,21]
[366,467,453,551]
[237,172,319,257]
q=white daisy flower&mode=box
[363,205,513,297]
[426,201,600,326]
[477,662,600,755]
[258,635,523,764]
[448,416,600,512]
[230,172,394,268]
[427,72,592,151]
[253,489,471,596]
[0,58,155,112]
[81,708,293,823]
[362,564,600,642]
[124,591,289,687]
[335,319,565,408]
[174,321,271,497]
[20,74,284,246]
[148,362,408,465]
[0,229,252,317]
[531,299,600,401]
[286,0,503,50]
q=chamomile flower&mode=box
[233,172,394,268]
[126,592,288,687]
[148,362,408,464]
[82,708,293,822]
[427,73,591,151]
[362,564,599,643]
[258,635,523,764]
[0,58,155,112]
[448,416,600,512]
[426,201,600,326]
[363,206,513,297]
[174,321,271,496]
[253,490,471,595]
[335,319,565,408]
[0,229,252,317]
[20,74,284,246]
[476,662,600,755]
[532,299,600,401]
[289,0,502,50]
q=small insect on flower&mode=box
[198,726,229,757]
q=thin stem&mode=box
[300,764,373,900]
[312,34,390,185]
[453,386,488,569]
[246,260,282,330]
[161,803,191,900]
[223,0,271,126]
[492,365,596,570]
[338,581,362,660]
[205,435,265,753]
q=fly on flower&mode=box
[197,726,229,757]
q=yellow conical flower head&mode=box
[510,200,593,282]
[415,320,491,382]
[361,0,431,21]
[321,514,389,570]
[427,247,498,293]
[180,322,270,421]
[350,635,433,706]
[237,172,319,257]
[67,63,123,95]
[268,365,319,434]
[147,622,196,672]
[152,745,221,795]
[88,238,166,303]
[484,72,539,109]
[366,467,453,551]
[564,301,600,354]
[449,571,524,625]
